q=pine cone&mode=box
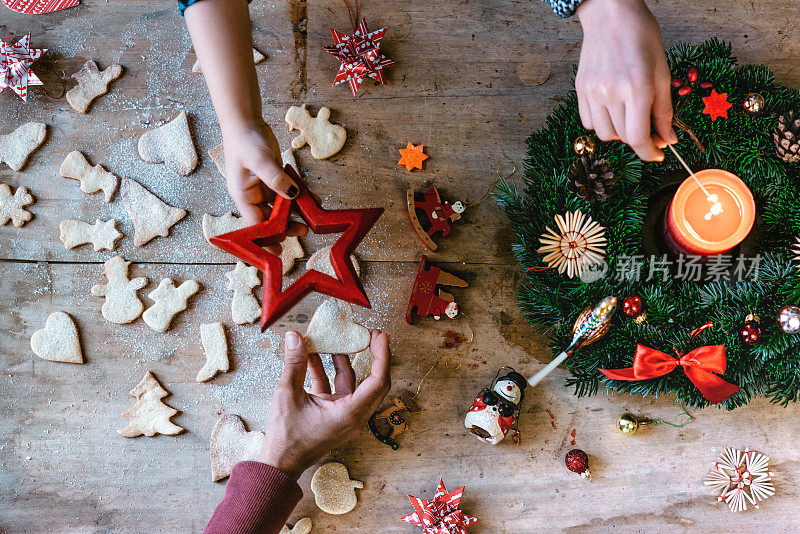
[773,110,800,164]
[566,155,617,202]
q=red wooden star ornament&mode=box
[702,89,732,121]
[210,165,384,330]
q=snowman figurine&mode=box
[464,369,527,445]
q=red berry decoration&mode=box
[622,295,646,324]
[671,78,684,88]
[565,449,591,480]
[687,66,699,82]
[700,81,713,89]
[678,86,692,96]
[740,314,762,345]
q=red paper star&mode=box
[0,33,46,101]
[210,165,383,330]
[402,479,479,534]
[398,143,428,171]
[702,90,732,121]
[324,18,396,97]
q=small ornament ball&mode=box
[565,449,591,480]
[778,306,800,334]
[573,136,596,156]
[740,314,762,345]
[743,93,765,115]
[622,295,646,323]
[616,413,640,435]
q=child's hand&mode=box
[575,0,677,161]
[223,122,300,224]
[257,330,392,479]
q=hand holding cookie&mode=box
[257,330,391,480]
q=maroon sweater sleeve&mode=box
[204,461,303,534]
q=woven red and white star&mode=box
[324,18,395,97]
[402,479,479,534]
[2,0,79,14]
[0,33,46,101]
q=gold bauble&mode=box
[743,93,765,115]
[573,135,596,156]
[616,413,640,435]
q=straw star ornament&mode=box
[704,447,775,512]
[0,33,46,101]
[537,210,606,278]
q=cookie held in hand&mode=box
[304,298,370,355]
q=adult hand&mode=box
[257,330,392,479]
[575,0,677,161]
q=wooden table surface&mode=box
[2,1,799,532]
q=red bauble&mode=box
[565,449,591,479]
[740,314,762,345]
[210,165,384,330]
[622,295,643,317]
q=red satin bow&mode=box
[599,344,740,404]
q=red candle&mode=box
[665,169,755,256]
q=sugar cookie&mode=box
[30,311,83,364]
[285,105,346,160]
[193,48,264,73]
[138,111,198,175]
[91,255,148,324]
[306,246,359,278]
[142,278,200,333]
[210,414,266,482]
[197,323,229,382]
[0,122,46,171]
[0,184,34,227]
[121,178,186,247]
[202,212,248,244]
[304,298,370,355]
[225,261,261,325]
[66,60,123,114]
[118,371,183,438]
[280,518,312,534]
[59,151,119,202]
[59,219,122,251]
[310,463,363,515]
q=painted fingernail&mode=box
[286,331,301,349]
[286,185,299,199]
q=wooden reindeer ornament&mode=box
[368,390,421,450]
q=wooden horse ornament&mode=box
[407,186,465,251]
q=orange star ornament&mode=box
[702,89,732,121]
[398,142,428,171]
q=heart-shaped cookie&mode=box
[210,414,266,482]
[30,312,83,364]
[304,298,370,355]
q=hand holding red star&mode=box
[210,165,383,330]
[398,143,428,171]
[324,18,396,97]
[702,89,732,121]
[0,33,46,101]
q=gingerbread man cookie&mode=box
[142,278,200,333]
[66,60,123,114]
[285,105,346,159]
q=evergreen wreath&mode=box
[494,39,800,410]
